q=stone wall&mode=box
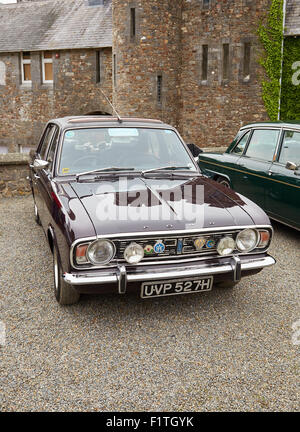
[0,154,31,197]
[179,0,270,148]
[0,47,113,152]
[112,0,183,129]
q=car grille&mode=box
[113,231,237,262]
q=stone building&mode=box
[0,0,113,153]
[0,0,299,155]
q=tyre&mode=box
[53,246,80,305]
[34,202,41,225]
[217,177,231,188]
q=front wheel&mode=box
[53,246,80,305]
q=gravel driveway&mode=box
[0,195,299,411]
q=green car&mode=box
[197,122,300,231]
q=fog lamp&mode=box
[217,236,235,256]
[124,242,144,264]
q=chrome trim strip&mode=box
[63,255,276,286]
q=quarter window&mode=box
[245,129,280,162]
[46,128,59,171]
[42,52,53,83]
[279,130,300,166]
[232,131,250,154]
[39,124,56,160]
[21,52,31,83]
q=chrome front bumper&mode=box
[63,254,276,294]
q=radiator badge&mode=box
[154,240,165,254]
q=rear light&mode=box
[75,243,89,264]
[258,230,270,248]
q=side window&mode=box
[38,124,55,160]
[244,129,279,162]
[46,127,59,171]
[279,130,300,166]
[231,131,250,154]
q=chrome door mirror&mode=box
[33,159,49,170]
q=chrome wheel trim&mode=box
[53,249,59,293]
[219,179,230,188]
[34,203,38,218]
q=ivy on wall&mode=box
[280,37,300,120]
[258,0,283,121]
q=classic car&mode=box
[197,122,300,231]
[29,116,275,305]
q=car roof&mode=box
[240,121,300,130]
[49,116,174,130]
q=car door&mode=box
[235,128,281,209]
[266,129,300,229]
[32,123,57,226]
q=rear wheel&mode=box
[216,177,231,188]
[53,246,80,305]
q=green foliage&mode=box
[258,0,283,121]
[280,37,300,120]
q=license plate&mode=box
[141,276,213,299]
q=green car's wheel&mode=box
[217,177,231,188]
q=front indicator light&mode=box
[258,230,270,248]
[236,228,259,252]
[124,242,144,264]
[75,243,89,264]
[217,236,235,256]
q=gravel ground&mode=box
[0,195,299,412]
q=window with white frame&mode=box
[21,52,31,84]
[42,51,53,83]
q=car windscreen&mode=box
[58,127,197,175]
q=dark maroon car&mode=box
[29,116,275,305]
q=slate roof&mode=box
[0,0,112,53]
[285,0,300,36]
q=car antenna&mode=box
[99,88,122,123]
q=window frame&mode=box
[21,52,32,85]
[42,51,53,84]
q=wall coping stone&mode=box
[0,153,30,166]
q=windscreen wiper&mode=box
[76,167,136,181]
[141,166,201,177]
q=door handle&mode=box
[34,174,40,179]
[268,170,274,176]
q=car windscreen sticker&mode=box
[62,167,70,174]
[65,131,75,139]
